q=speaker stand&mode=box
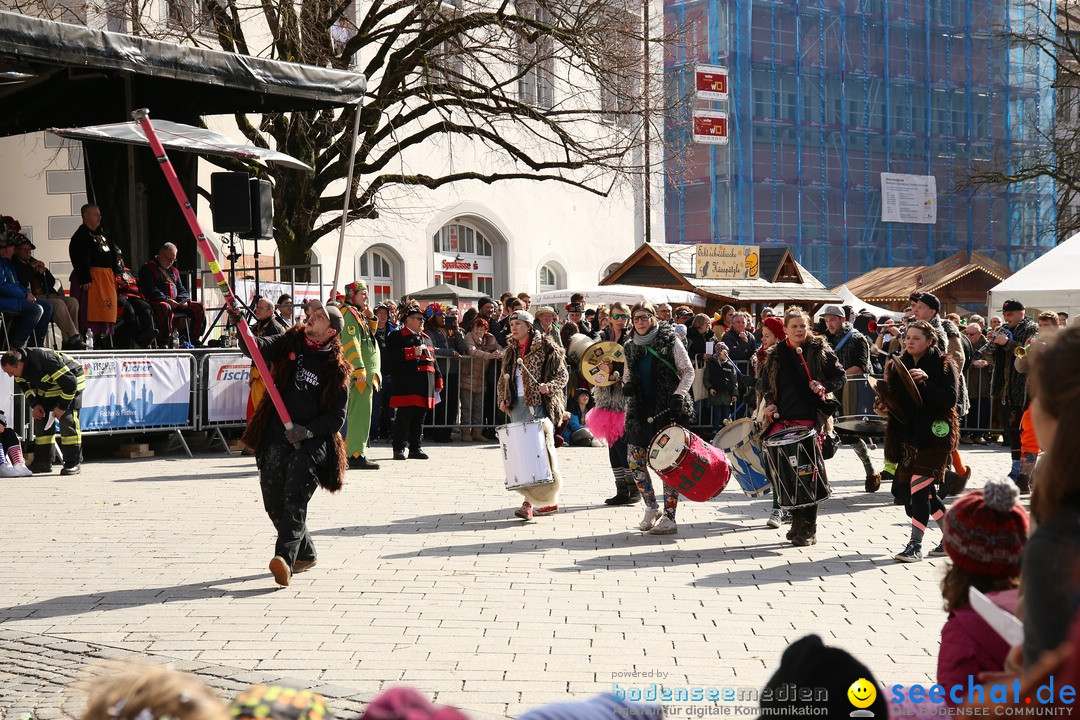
[202,232,253,345]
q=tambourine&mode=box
[580,341,625,387]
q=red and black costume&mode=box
[386,324,444,458]
[137,259,206,345]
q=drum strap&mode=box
[646,346,677,375]
[834,330,855,352]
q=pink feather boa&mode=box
[586,407,625,444]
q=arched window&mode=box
[600,262,621,281]
[358,248,395,304]
[432,222,494,294]
[537,262,565,292]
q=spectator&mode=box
[11,236,82,350]
[937,477,1028,703]
[656,303,672,322]
[989,315,1003,331]
[989,299,1038,492]
[962,322,993,445]
[246,296,287,424]
[703,341,739,431]
[1022,324,1080,669]
[559,319,579,353]
[715,304,735,336]
[535,306,559,341]
[424,303,466,443]
[461,316,499,442]
[138,242,206,346]
[686,313,711,360]
[584,307,597,333]
[723,311,759,366]
[82,664,227,720]
[754,306,776,342]
[673,306,693,326]
[1059,311,1069,328]
[476,296,501,436]
[276,294,295,326]
[68,203,118,341]
[493,296,522,348]
[517,291,532,311]
[565,303,588,335]
[113,249,158,349]
[0,234,51,347]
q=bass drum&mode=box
[648,424,730,502]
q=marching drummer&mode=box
[873,320,960,562]
[758,307,846,547]
[620,302,696,535]
[497,310,569,520]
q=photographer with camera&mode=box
[990,300,1039,492]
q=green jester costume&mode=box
[342,281,381,469]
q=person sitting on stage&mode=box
[0,233,52,348]
[113,249,158,349]
[11,235,82,350]
[497,309,569,520]
[873,319,960,562]
[620,301,695,536]
[758,307,846,547]
[138,242,206,346]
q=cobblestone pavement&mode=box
[0,437,1014,718]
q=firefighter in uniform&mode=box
[0,347,85,475]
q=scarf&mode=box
[631,323,659,346]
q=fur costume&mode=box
[241,326,350,492]
[877,349,960,485]
[586,363,629,445]
[622,321,695,447]
[497,329,568,427]
[758,335,843,435]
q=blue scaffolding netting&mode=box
[663,0,1058,289]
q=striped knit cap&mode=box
[942,477,1029,577]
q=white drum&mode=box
[497,419,557,491]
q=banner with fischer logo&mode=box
[81,355,192,430]
[206,353,252,423]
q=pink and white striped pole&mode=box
[131,108,296,434]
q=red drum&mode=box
[647,424,731,502]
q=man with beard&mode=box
[240,304,350,587]
[820,305,882,492]
[989,299,1038,492]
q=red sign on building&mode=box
[693,110,729,145]
[695,64,729,101]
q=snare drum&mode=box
[497,420,557,491]
[712,419,771,497]
[762,426,831,509]
[647,424,730,502]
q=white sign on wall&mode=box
[881,173,937,224]
[206,353,252,423]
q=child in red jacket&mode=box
[937,477,1030,704]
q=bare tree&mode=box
[965,0,1076,243]
[14,0,685,267]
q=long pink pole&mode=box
[132,108,295,433]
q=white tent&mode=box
[823,284,904,320]
[988,233,1080,318]
[532,284,707,309]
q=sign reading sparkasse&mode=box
[441,258,478,271]
[695,244,760,280]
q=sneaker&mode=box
[766,508,784,529]
[293,558,318,573]
[535,505,558,516]
[927,543,947,557]
[12,463,31,477]
[269,555,291,586]
[648,516,678,535]
[514,502,533,520]
[894,541,923,563]
[638,507,663,531]
[0,463,18,477]
[60,463,81,476]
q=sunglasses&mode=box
[611,313,629,320]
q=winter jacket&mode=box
[622,322,695,446]
[0,257,30,312]
[703,356,740,407]
[461,330,498,393]
[758,336,845,433]
[990,316,1039,407]
[14,348,84,411]
[497,329,568,427]
[721,328,759,365]
[937,589,1018,704]
[386,327,444,409]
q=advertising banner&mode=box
[881,172,937,224]
[80,356,192,431]
[695,64,729,101]
[692,110,729,145]
[695,244,760,280]
[206,353,252,424]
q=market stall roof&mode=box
[410,283,489,303]
[50,119,314,173]
[0,10,366,136]
[602,242,841,308]
[844,251,1012,305]
[532,284,707,308]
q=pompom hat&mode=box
[942,477,1029,577]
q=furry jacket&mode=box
[876,348,960,482]
[990,316,1039,407]
[758,335,845,434]
[497,329,568,427]
[241,326,350,492]
[622,321,695,447]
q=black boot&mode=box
[786,515,804,542]
[792,523,817,546]
[605,468,640,506]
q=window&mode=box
[358,249,395,304]
[537,262,564,291]
[434,224,492,255]
[166,0,215,35]
[599,10,640,126]
[477,277,494,296]
[517,0,556,108]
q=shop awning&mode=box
[50,119,314,173]
[0,10,366,136]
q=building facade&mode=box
[663,0,1058,289]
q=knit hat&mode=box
[760,634,887,718]
[345,280,367,295]
[942,477,1029,577]
[763,316,785,339]
[424,302,446,319]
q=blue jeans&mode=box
[510,403,544,424]
[8,299,52,346]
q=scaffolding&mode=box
[664,0,1058,288]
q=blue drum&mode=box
[712,419,771,497]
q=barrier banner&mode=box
[81,356,191,430]
[206,353,252,423]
